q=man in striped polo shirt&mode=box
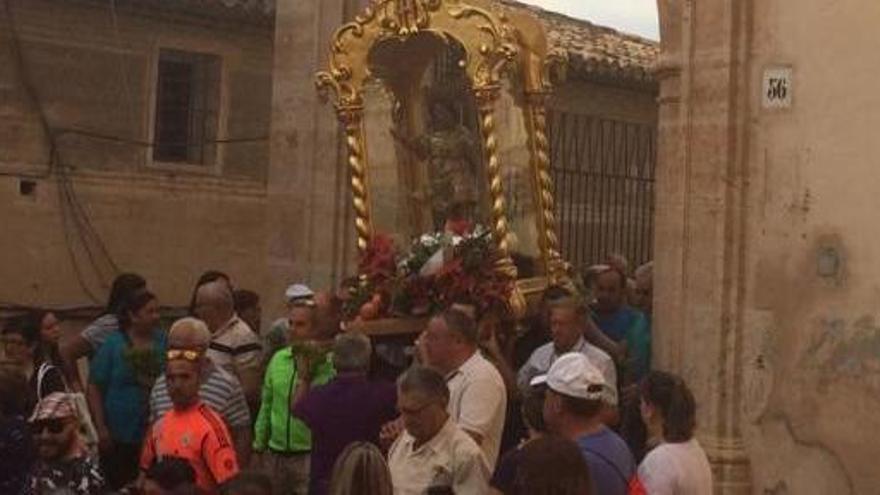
[149,318,252,464]
[194,281,263,408]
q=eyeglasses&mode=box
[30,419,68,435]
[167,349,201,362]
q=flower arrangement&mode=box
[123,346,163,391]
[343,226,515,321]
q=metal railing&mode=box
[548,111,657,270]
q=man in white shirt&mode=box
[418,308,507,469]
[388,366,489,495]
[194,281,262,407]
[518,297,618,405]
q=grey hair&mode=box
[168,317,211,347]
[397,365,449,405]
[635,261,653,283]
[549,296,589,318]
[332,332,372,372]
[196,280,233,309]
[435,308,478,344]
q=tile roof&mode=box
[498,0,659,87]
[175,0,657,84]
[211,0,274,15]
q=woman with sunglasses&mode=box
[1,313,66,415]
[87,290,166,490]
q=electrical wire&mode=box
[4,0,108,302]
[3,0,272,302]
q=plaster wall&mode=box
[654,1,880,493]
[0,0,273,308]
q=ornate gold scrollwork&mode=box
[316,0,568,311]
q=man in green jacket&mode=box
[253,303,335,495]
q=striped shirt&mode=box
[207,315,262,380]
[149,362,251,429]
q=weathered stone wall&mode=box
[655,0,880,493]
[550,79,658,125]
[0,0,273,308]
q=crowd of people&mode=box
[0,256,714,494]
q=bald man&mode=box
[194,281,262,407]
[148,318,252,464]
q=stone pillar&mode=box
[653,1,753,492]
[266,0,357,318]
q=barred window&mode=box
[153,49,221,165]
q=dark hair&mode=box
[145,456,196,491]
[117,290,157,331]
[521,385,547,434]
[225,471,273,494]
[548,297,588,318]
[188,270,231,315]
[559,393,603,419]
[398,365,449,404]
[437,308,478,345]
[0,365,28,416]
[542,285,573,303]
[513,435,593,495]
[27,309,62,365]
[1,314,39,347]
[641,371,697,442]
[105,273,147,315]
[233,289,260,313]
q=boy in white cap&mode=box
[540,352,636,495]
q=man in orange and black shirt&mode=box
[140,331,240,493]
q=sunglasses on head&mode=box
[30,418,68,435]
[166,349,201,361]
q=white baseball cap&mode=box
[538,352,614,403]
[285,283,315,304]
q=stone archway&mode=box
[652,1,880,494]
[652,1,754,492]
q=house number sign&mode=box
[762,67,792,109]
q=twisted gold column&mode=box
[475,85,525,317]
[338,105,372,254]
[525,92,567,281]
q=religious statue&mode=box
[392,96,482,231]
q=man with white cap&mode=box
[264,283,316,362]
[540,352,635,495]
[29,392,106,494]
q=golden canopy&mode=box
[316,0,569,314]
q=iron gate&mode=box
[547,111,657,271]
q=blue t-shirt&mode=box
[593,305,651,381]
[89,330,166,444]
[576,427,636,495]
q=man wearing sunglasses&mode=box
[29,392,107,494]
[149,318,252,465]
[140,343,240,493]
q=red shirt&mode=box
[141,400,239,492]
